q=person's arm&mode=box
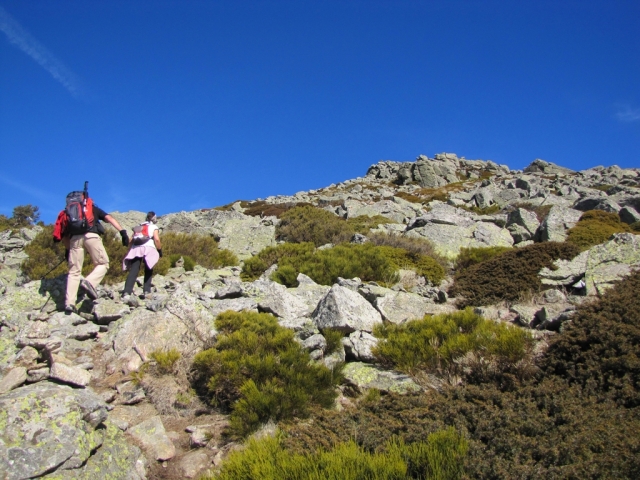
[104,214,129,246]
[153,230,161,250]
[104,214,123,231]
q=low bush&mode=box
[450,242,581,307]
[459,204,501,215]
[276,205,355,246]
[156,232,238,269]
[243,242,445,287]
[149,348,181,374]
[241,242,315,282]
[345,214,394,233]
[192,311,343,438]
[368,232,448,270]
[543,269,640,407]
[373,308,533,381]
[22,225,68,280]
[208,428,467,480]
[566,210,631,250]
[631,221,640,232]
[454,246,512,272]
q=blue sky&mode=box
[1,0,638,223]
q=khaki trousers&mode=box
[65,232,109,306]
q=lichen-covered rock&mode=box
[0,366,27,394]
[93,300,130,325]
[127,415,176,461]
[0,382,109,480]
[342,362,421,394]
[312,285,383,333]
[373,290,434,325]
[535,205,582,242]
[585,233,640,295]
[342,331,378,362]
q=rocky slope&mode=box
[0,153,639,479]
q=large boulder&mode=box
[342,362,421,394]
[535,205,582,242]
[0,382,142,480]
[585,233,640,295]
[312,285,383,333]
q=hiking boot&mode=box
[64,304,77,315]
[80,279,98,300]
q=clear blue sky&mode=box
[1,1,638,223]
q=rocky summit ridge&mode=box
[0,153,639,479]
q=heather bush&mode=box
[208,428,467,480]
[22,225,68,280]
[543,269,640,407]
[450,242,581,307]
[345,214,395,233]
[241,242,315,281]
[244,242,445,287]
[281,379,640,479]
[631,221,640,232]
[566,210,631,250]
[454,245,512,272]
[192,311,342,438]
[373,308,533,380]
[368,232,448,270]
[149,348,181,374]
[156,231,238,269]
[276,205,355,246]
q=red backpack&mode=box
[52,191,95,241]
[131,223,151,245]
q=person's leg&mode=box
[83,233,109,287]
[142,261,153,294]
[123,257,142,295]
[65,234,85,307]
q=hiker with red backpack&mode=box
[53,182,129,313]
[122,211,162,300]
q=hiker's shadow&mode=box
[37,274,68,311]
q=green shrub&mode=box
[543,269,640,407]
[22,225,68,280]
[345,214,395,233]
[285,244,398,287]
[566,210,631,250]
[322,328,346,356]
[455,246,512,272]
[158,231,238,269]
[450,242,581,307]
[149,348,181,374]
[241,242,315,282]
[373,308,532,379]
[631,221,640,232]
[208,428,467,480]
[368,232,449,270]
[276,205,355,246]
[192,311,342,438]
[244,242,446,287]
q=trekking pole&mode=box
[83,181,89,230]
[40,258,66,280]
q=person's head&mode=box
[146,211,157,224]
